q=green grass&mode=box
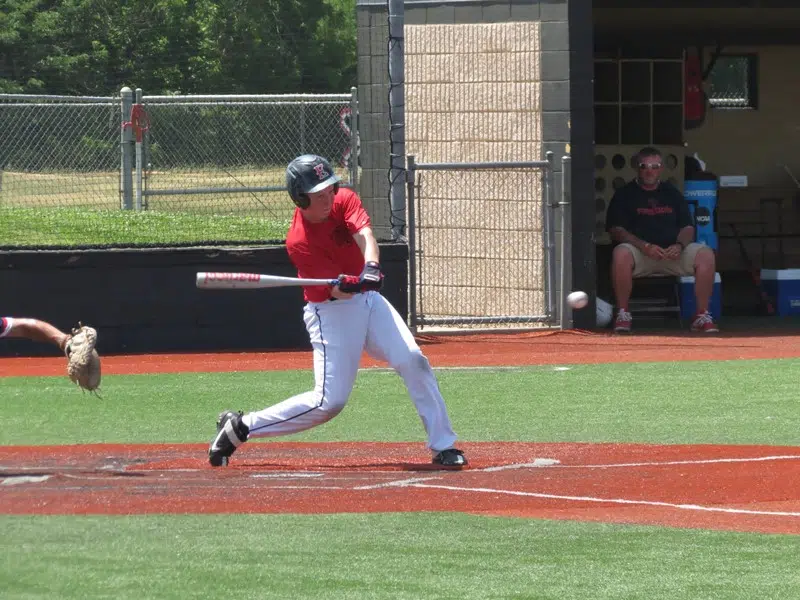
[0,166,289,208]
[0,360,797,446]
[3,514,799,600]
[0,164,357,246]
[2,359,800,599]
[0,207,290,247]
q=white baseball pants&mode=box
[241,291,458,452]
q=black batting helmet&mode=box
[286,154,341,209]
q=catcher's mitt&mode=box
[65,324,101,393]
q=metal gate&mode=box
[406,152,571,331]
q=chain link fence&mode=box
[0,94,120,210]
[0,89,358,249]
[137,89,358,220]
[406,154,567,331]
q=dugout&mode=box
[355,0,800,328]
[591,0,800,317]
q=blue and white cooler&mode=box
[684,179,719,251]
[679,272,722,320]
[760,269,800,316]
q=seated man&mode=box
[605,146,718,333]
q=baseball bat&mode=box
[196,272,339,290]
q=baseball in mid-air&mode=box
[566,290,589,309]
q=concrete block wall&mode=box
[356,0,593,326]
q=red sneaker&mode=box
[691,311,719,333]
[614,309,632,333]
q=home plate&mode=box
[251,473,324,479]
[481,458,561,472]
[1,475,52,486]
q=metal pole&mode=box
[134,87,143,211]
[349,86,359,192]
[388,0,406,241]
[406,155,418,332]
[559,155,573,330]
[299,102,306,154]
[543,151,556,322]
[120,87,134,210]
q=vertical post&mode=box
[349,86,359,192]
[560,155,573,330]
[543,151,556,322]
[388,0,406,241]
[120,87,134,210]
[134,87,143,211]
[406,155,417,332]
[299,102,306,155]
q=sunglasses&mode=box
[638,162,663,170]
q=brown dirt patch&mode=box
[2,329,800,377]
[1,441,799,534]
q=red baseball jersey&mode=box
[286,187,371,303]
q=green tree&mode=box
[0,0,356,95]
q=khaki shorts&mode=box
[617,242,706,277]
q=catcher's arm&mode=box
[3,318,70,351]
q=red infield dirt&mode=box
[2,329,800,534]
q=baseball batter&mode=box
[208,154,467,468]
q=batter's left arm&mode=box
[353,226,380,263]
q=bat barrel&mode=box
[195,272,265,289]
[196,272,338,289]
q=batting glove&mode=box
[359,261,384,291]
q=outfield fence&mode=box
[0,88,358,248]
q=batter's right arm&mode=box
[353,226,380,263]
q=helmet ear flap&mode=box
[294,192,310,209]
[287,167,311,208]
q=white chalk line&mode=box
[249,473,404,481]
[355,454,800,492]
[480,454,800,472]
[354,476,443,490]
[0,465,126,473]
[250,473,323,479]
[407,482,800,518]
[269,485,348,490]
[364,366,529,374]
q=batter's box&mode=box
[2,441,799,534]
